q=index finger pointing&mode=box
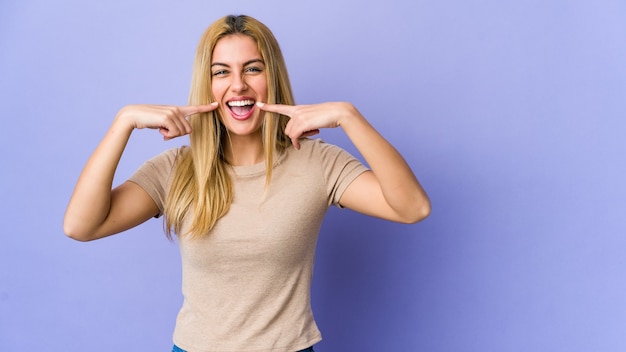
[181,102,219,117]
[256,102,293,117]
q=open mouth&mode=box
[227,99,256,118]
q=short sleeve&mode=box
[127,147,182,215]
[313,139,369,207]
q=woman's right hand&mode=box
[64,102,219,241]
[116,102,219,140]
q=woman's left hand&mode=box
[259,101,430,223]
[256,101,359,149]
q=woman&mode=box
[64,14,430,352]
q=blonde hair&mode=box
[164,15,294,238]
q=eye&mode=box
[212,69,228,77]
[245,66,263,74]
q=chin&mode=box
[223,124,263,138]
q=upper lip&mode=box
[226,97,256,106]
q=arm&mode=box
[63,103,218,241]
[257,101,430,224]
[334,104,430,223]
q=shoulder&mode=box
[145,146,188,167]
[299,138,359,163]
[131,146,188,182]
[296,138,345,155]
[289,138,365,173]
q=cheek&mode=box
[250,77,268,99]
[211,81,226,100]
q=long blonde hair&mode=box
[164,15,294,238]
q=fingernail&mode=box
[211,102,218,106]
[256,102,264,107]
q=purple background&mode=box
[2,1,625,351]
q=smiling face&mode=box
[211,34,268,139]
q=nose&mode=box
[230,74,248,92]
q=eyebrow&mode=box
[211,58,265,68]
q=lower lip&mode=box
[229,105,255,121]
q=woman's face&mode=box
[211,34,268,138]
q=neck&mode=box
[223,133,264,166]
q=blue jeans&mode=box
[172,345,314,352]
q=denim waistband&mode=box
[172,345,314,352]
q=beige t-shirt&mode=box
[129,138,368,352]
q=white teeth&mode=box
[227,100,254,107]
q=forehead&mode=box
[212,34,261,63]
